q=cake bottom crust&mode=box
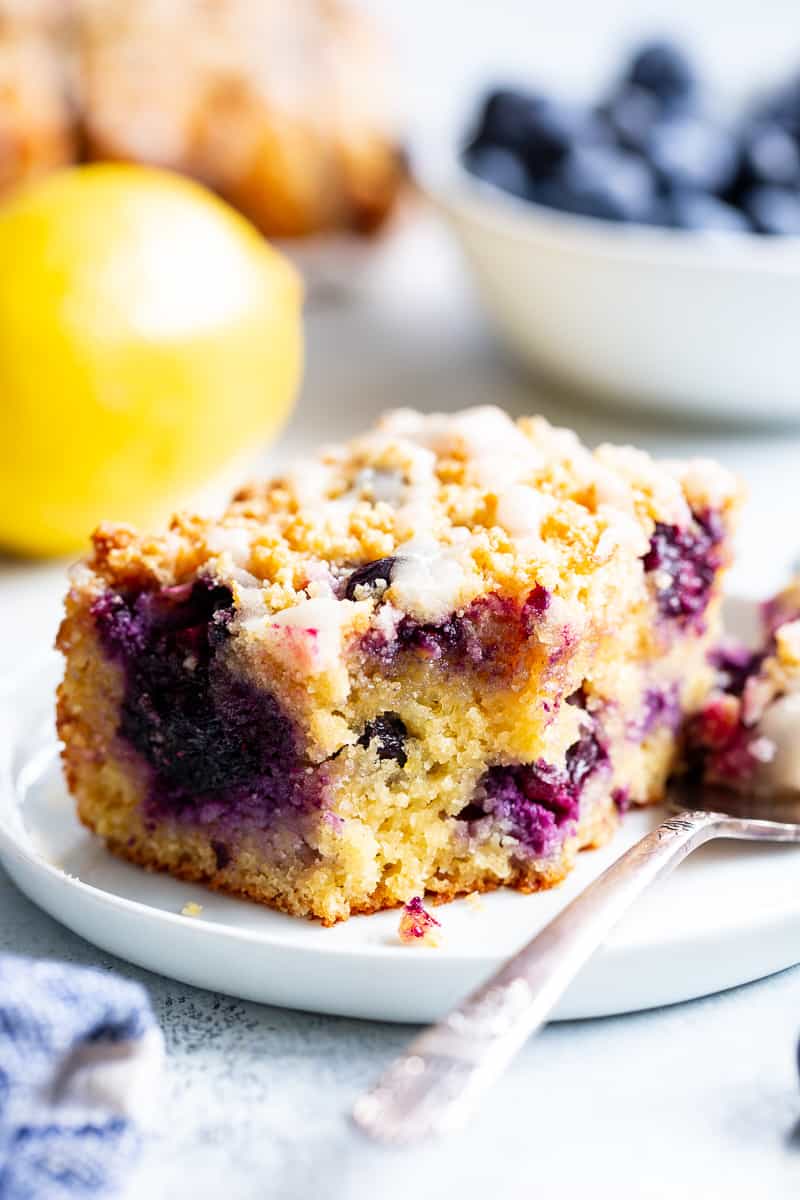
[76,784,620,926]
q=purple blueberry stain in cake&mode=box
[691,609,798,788]
[90,590,151,657]
[357,712,408,766]
[461,726,609,857]
[391,594,517,664]
[212,840,231,871]
[628,683,681,740]
[468,762,577,858]
[547,625,577,668]
[684,637,777,786]
[521,584,551,631]
[395,612,475,661]
[642,509,723,623]
[565,728,608,790]
[363,587,552,669]
[322,809,345,833]
[612,787,630,815]
[685,694,761,786]
[343,556,397,601]
[709,642,764,697]
[92,579,321,832]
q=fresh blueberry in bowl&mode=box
[458,38,800,240]
[643,114,740,195]
[666,189,751,233]
[515,98,605,176]
[756,73,800,139]
[739,122,800,189]
[598,84,664,154]
[463,143,532,199]
[472,88,542,152]
[624,38,696,106]
[425,38,800,420]
[469,88,600,176]
[743,185,800,235]
[537,144,657,224]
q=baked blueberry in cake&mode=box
[689,578,800,793]
[57,406,740,923]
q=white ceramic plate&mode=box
[2,603,800,1024]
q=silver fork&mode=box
[352,786,800,1145]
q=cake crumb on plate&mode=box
[181,901,204,917]
[398,896,441,947]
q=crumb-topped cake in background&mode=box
[57,407,741,924]
[0,0,402,238]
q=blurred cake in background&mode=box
[0,0,402,238]
[0,0,76,194]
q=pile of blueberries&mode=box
[462,39,800,234]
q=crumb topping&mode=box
[76,406,741,649]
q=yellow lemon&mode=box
[0,164,302,556]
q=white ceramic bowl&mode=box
[418,150,800,422]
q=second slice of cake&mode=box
[58,407,740,922]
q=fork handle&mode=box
[353,809,725,1145]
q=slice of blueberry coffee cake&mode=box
[57,407,741,923]
[689,578,800,794]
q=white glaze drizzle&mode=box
[389,537,469,623]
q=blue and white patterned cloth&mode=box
[0,956,162,1200]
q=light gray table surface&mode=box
[3,195,800,1198]
[2,854,799,1200]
